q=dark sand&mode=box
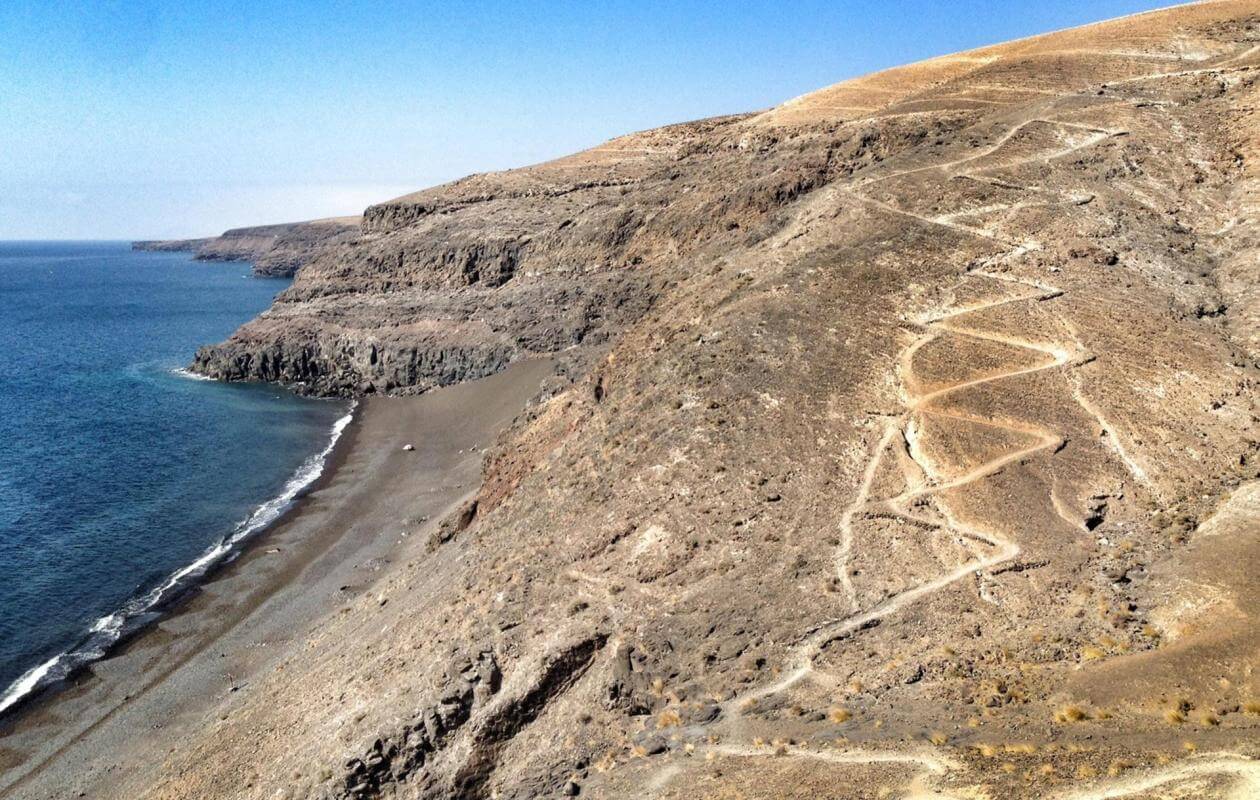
[0,359,555,799]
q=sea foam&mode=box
[0,403,356,717]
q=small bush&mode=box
[658,709,683,728]
[1055,705,1089,723]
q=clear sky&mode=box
[1,0,1178,240]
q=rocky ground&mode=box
[30,2,1260,798]
[133,216,361,277]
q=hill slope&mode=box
[35,2,1260,798]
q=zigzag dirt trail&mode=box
[652,96,1260,797]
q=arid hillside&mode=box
[82,2,1260,798]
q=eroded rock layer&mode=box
[103,3,1260,798]
[134,217,361,278]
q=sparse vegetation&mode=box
[1107,759,1133,777]
[1055,705,1089,723]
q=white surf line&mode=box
[0,401,358,718]
[1055,755,1260,800]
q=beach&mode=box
[0,358,554,799]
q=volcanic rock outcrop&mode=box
[134,216,361,277]
[86,2,1260,798]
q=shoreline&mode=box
[0,398,357,720]
[0,358,554,798]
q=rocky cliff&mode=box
[188,112,970,394]
[133,216,361,277]
[128,2,1260,798]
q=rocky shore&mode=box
[133,216,361,278]
[16,3,1260,798]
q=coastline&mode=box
[0,358,555,799]
[0,396,356,719]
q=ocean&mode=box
[0,241,351,715]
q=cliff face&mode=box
[133,217,360,278]
[188,114,968,394]
[140,3,1260,798]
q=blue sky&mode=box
[0,0,1176,239]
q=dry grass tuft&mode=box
[1182,741,1197,753]
[1081,645,1106,661]
[829,707,852,724]
[657,709,682,728]
[1199,712,1220,727]
[1055,705,1090,723]
[927,731,948,746]
[1164,709,1185,724]
[1243,700,1260,716]
[1075,764,1098,779]
[1107,759,1132,777]
[974,743,998,758]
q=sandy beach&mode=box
[0,358,554,799]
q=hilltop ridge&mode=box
[10,2,1260,798]
[134,216,361,277]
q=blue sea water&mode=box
[0,241,351,714]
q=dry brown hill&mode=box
[13,2,1260,798]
